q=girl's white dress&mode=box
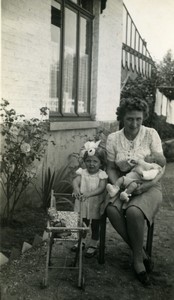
[74,168,108,219]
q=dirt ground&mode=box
[0,163,174,300]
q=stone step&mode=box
[22,242,32,254]
[0,252,9,266]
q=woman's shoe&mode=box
[143,257,154,273]
[143,247,154,273]
[135,270,150,286]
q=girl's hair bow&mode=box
[82,140,101,156]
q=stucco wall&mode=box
[96,0,123,121]
[1,0,51,119]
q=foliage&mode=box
[41,166,55,210]
[150,115,174,140]
[51,153,83,210]
[151,50,174,139]
[33,153,80,211]
[0,99,54,224]
[156,50,174,99]
[156,50,174,86]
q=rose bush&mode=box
[0,99,54,224]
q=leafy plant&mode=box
[156,50,174,89]
[51,154,80,210]
[0,99,53,224]
[33,153,80,211]
[41,166,55,210]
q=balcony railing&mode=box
[122,3,155,77]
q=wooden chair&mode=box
[98,212,154,264]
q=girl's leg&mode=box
[83,218,100,242]
[82,218,90,239]
[126,206,146,273]
[83,218,90,227]
[85,219,100,257]
[71,218,88,251]
[91,219,100,241]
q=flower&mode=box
[9,125,19,136]
[20,143,31,153]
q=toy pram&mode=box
[42,190,89,289]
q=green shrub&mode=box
[0,99,53,224]
[120,75,174,140]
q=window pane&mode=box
[78,17,90,113]
[50,1,61,112]
[63,8,77,114]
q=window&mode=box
[50,0,93,120]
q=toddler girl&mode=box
[72,141,108,258]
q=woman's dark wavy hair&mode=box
[116,97,149,122]
[83,147,107,170]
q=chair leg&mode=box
[98,213,107,264]
[146,222,154,257]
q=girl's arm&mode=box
[106,160,121,184]
[72,175,81,197]
[134,166,166,195]
[82,179,107,199]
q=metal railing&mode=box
[122,3,155,77]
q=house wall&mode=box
[1,0,51,119]
[96,0,123,121]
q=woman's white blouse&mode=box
[106,125,163,172]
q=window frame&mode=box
[50,0,94,121]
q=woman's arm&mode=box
[82,179,107,199]
[106,160,121,185]
[145,151,166,167]
[134,166,166,195]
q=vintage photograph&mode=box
[1,0,174,299]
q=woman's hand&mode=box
[133,182,152,195]
[133,166,166,195]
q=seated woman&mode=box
[105,97,166,285]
